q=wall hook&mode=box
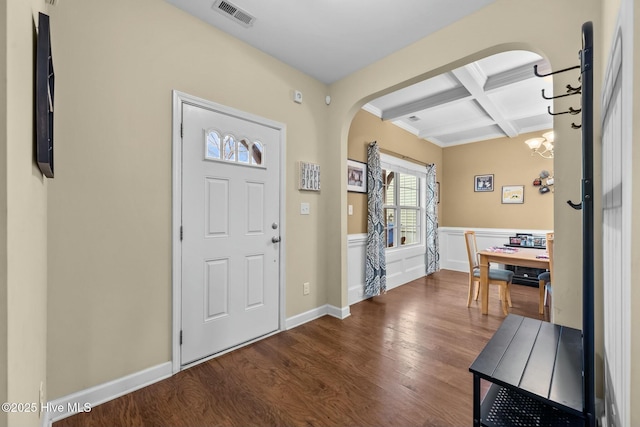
[567,200,583,210]
[534,64,580,78]
[571,122,582,129]
[548,106,582,116]
[566,84,582,93]
[541,88,581,100]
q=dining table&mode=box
[477,247,550,315]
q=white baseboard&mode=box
[43,304,352,427]
[285,304,351,329]
[327,304,351,320]
[42,362,172,427]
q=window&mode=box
[205,130,264,167]
[381,155,425,249]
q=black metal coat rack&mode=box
[533,21,595,427]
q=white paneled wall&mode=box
[348,227,552,306]
[347,234,426,305]
[601,15,631,426]
[347,234,368,304]
[439,227,552,272]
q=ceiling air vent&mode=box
[213,0,255,28]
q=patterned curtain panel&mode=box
[365,142,386,297]
[426,164,440,275]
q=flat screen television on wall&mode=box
[35,12,54,178]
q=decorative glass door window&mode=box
[205,130,264,167]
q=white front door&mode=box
[181,102,281,365]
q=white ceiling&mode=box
[164,0,554,147]
[164,0,497,84]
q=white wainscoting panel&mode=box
[438,227,553,272]
[348,234,427,305]
[348,228,551,307]
[348,234,368,304]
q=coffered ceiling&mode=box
[363,50,553,147]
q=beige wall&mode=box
[633,2,640,422]
[46,0,329,399]
[3,1,49,427]
[633,1,639,421]
[0,3,8,426]
[347,110,442,234]
[442,130,554,229]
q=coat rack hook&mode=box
[548,106,566,116]
[534,64,580,78]
[566,84,582,93]
[567,200,583,210]
[571,122,582,129]
[541,89,581,100]
[548,106,582,116]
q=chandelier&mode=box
[525,131,554,159]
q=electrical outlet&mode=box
[303,282,310,295]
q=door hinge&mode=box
[180,226,183,241]
[180,123,183,138]
[180,330,183,345]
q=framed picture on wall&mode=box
[474,174,494,192]
[299,161,321,191]
[502,185,525,204]
[347,159,367,193]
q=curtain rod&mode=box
[378,147,430,167]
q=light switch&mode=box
[348,205,353,215]
[300,202,310,215]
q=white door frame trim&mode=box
[171,90,287,373]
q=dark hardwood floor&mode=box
[54,270,549,427]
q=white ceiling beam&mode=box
[484,59,549,91]
[428,124,507,146]
[452,64,519,137]
[380,85,471,121]
[484,60,548,91]
[416,118,498,140]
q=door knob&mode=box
[272,236,281,243]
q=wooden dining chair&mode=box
[538,232,554,314]
[464,230,514,315]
